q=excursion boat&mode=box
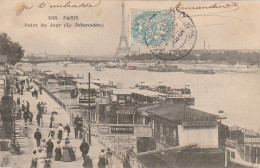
[184,69,215,74]
[135,82,195,105]
[147,65,182,72]
[225,126,260,167]
[95,66,104,71]
[72,78,100,104]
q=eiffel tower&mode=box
[115,1,129,57]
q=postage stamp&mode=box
[131,10,175,47]
[130,9,197,60]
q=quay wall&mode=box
[33,79,68,110]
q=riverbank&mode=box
[23,62,260,132]
[2,81,123,168]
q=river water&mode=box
[20,62,260,132]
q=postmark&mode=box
[131,9,197,60]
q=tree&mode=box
[0,33,24,65]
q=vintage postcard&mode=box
[0,0,260,168]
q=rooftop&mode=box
[113,89,132,95]
[132,89,158,97]
[138,104,218,122]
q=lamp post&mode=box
[88,72,91,145]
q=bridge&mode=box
[20,59,111,65]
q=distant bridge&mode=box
[20,59,111,65]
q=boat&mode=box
[95,66,103,71]
[225,126,260,167]
[184,69,215,74]
[135,82,195,105]
[147,65,182,72]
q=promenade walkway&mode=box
[2,82,123,168]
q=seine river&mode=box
[21,62,260,132]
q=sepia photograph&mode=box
[0,0,260,167]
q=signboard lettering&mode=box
[79,98,95,103]
[116,107,136,115]
[110,126,134,134]
[182,115,217,127]
[244,137,260,144]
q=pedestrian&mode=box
[98,149,108,168]
[64,124,70,137]
[80,139,89,159]
[26,101,30,111]
[46,139,54,159]
[106,148,113,168]
[49,115,54,128]
[68,141,76,161]
[23,123,29,137]
[74,125,78,139]
[61,141,71,162]
[122,154,131,168]
[37,148,46,168]
[73,115,80,126]
[35,89,38,99]
[83,155,93,168]
[29,112,33,125]
[34,128,42,147]
[23,111,29,123]
[41,139,47,155]
[44,103,47,114]
[78,120,83,139]
[16,97,20,105]
[36,113,42,127]
[30,150,38,168]
[58,124,63,140]
[39,87,43,95]
[37,102,41,112]
[54,141,62,161]
[21,103,25,112]
[81,128,87,140]
[48,128,55,139]
[126,146,135,161]
[44,159,52,168]
[21,85,24,95]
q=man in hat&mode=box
[64,124,70,137]
[46,138,54,159]
[34,128,42,147]
[80,139,89,159]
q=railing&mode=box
[33,80,68,110]
[91,124,152,137]
[130,156,148,168]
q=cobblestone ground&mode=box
[2,83,123,168]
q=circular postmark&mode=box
[144,9,197,60]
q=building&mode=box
[136,104,225,168]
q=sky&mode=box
[0,0,260,56]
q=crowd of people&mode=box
[12,75,127,168]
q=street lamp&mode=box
[88,72,91,145]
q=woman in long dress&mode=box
[98,149,107,168]
[37,148,46,168]
[44,159,52,168]
[106,148,113,168]
[67,141,76,161]
[58,124,63,140]
[61,141,71,162]
[54,141,62,161]
[30,150,38,168]
[40,139,47,157]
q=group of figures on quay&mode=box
[10,75,124,168]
